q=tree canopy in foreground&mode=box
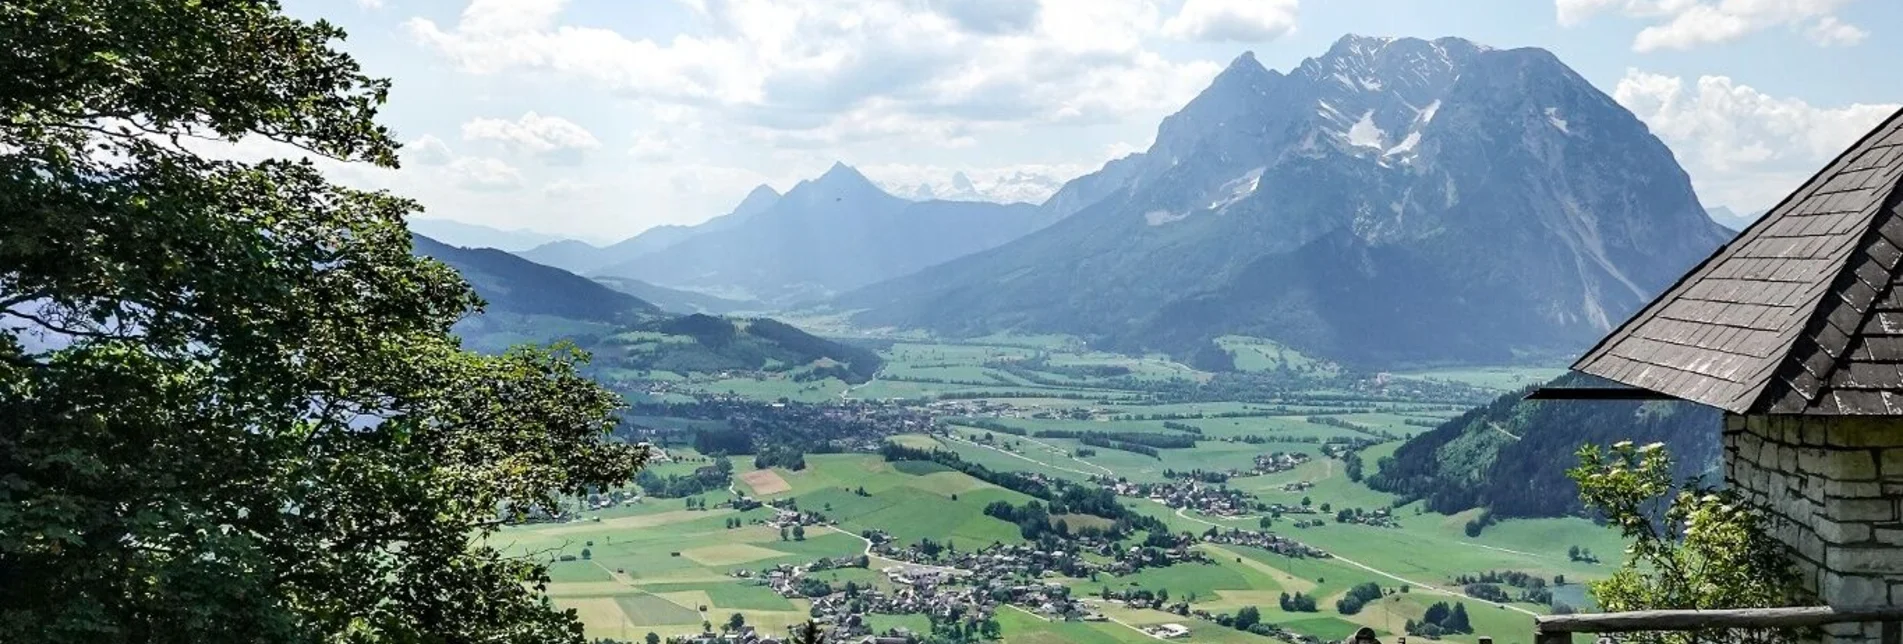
[0,1,645,642]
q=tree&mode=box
[727,613,746,631]
[646,633,661,644]
[792,524,806,541]
[1233,606,1261,631]
[581,548,592,560]
[1446,603,1472,633]
[1569,442,1797,643]
[791,621,825,644]
[0,3,645,643]
[781,526,791,541]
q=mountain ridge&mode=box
[836,34,1730,367]
[593,161,1058,305]
[519,184,783,275]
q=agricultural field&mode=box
[1389,366,1568,392]
[568,333,1631,644]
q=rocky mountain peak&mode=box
[839,33,1731,367]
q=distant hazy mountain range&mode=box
[1705,205,1766,232]
[525,164,1059,306]
[834,35,1731,367]
[518,185,783,276]
[884,170,1068,205]
[408,218,575,252]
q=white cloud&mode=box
[627,131,675,161]
[407,0,1226,147]
[446,156,525,191]
[461,112,600,165]
[1805,15,1867,46]
[356,0,384,8]
[925,0,1042,34]
[1162,0,1299,43]
[1555,0,1864,51]
[1613,68,1898,211]
[402,134,453,166]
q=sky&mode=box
[279,0,1903,243]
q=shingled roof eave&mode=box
[1568,106,1903,416]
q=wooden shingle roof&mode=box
[1573,107,1903,415]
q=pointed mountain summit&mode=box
[730,184,783,217]
[839,35,1731,366]
[809,162,879,191]
[1576,107,1903,414]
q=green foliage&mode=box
[1408,601,1472,637]
[1569,441,1799,643]
[1369,373,1721,517]
[1233,606,1262,631]
[0,2,643,642]
[611,315,882,384]
[1335,583,1383,615]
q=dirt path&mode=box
[1014,433,1114,475]
[824,525,968,575]
[1075,599,1167,640]
[941,433,1105,478]
[1457,540,1541,557]
[1488,421,1522,441]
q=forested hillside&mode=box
[607,314,884,384]
[1366,373,1722,518]
[411,233,659,323]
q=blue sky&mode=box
[281,0,1903,242]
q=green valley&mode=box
[507,330,1634,644]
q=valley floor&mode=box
[498,335,1619,644]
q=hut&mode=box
[1533,107,1903,642]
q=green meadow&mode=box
[556,333,1625,644]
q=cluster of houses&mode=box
[1145,623,1193,639]
[1319,440,1377,459]
[1331,506,1398,528]
[1091,476,1257,517]
[732,545,1102,637]
[1199,528,1330,558]
[1252,451,1311,475]
[660,621,917,644]
[763,502,829,528]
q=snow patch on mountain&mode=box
[872,166,1078,205]
[1209,167,1266,212]
[1347,111,1386,149]
[1385,131,1422,158]
[1144,210,1189,226]
[1545,107,1571,134]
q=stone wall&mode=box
[1724,413,1903,641]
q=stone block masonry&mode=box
[1724,413,1903,641]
